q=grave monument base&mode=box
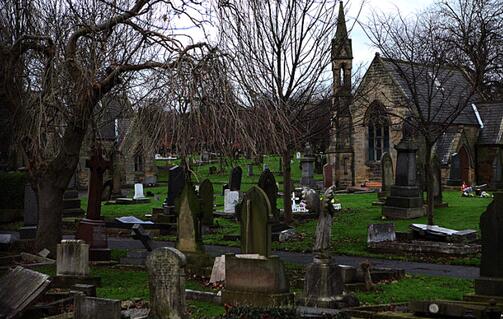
[382,205,425,219]
[19,226,37,239]
[382,185,425,219]
[475,277,503,296]
[76,218,111,261]
[221,254,294,307]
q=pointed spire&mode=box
[335,1,348,42]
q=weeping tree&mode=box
[1,0,210,254]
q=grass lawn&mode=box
[87,155,491,265]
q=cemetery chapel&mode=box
[328,2,503,190]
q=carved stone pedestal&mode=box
[76,218,110,261]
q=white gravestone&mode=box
[133,183,146,200]
[224,189,240,214]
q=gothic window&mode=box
[134,153,144,172]
[367,102,390,162]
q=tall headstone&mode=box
[323,164,334,189]
[258,169,279,221]
[239,186,272,257]
[146,247,187,319]
[382,126,425,219]
[56,240,90,277]
[447,153,462,186]
[19,184,38,239]
[492,152,503,189]
[229,166,242,191]
[475,193,503,296]
[76,148,112,261]
[176,181,204,255]
[166,166,185,207]
[300,143,316,187]
[432,154,447,208]
[199,179,214,226]
[377,152,393,202]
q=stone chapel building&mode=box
[328,1,503,190]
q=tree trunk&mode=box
[35,179,65,255]
[282,150,292,224]
[424,143,434,225]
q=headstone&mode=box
[247,164,254,177]
[74,295,121,319]
[323,164,334,189]
[176,181,204,254]
[447,153,462,186]
[224,189,240,214]
[229,166,242,191]
[300,143,316,187]
[166,166,185,207]
[0,266,51,319]
[20,184,38,239]
[258,169,279,221]
[76,148,112,261]
[146,247,186,319]
[63,189,84,217]
[199,179,214,226]
[209,255,226,284]
[367,224,396,243]
[239,186,272,257]
[56,240,90,277]
[381,152,394,195]
[131,224,152,251]
[475,192,503,296]
[382,130,425,219]
[133,183,146,200]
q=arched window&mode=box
[134,153,144,172]
[367,102,390,161]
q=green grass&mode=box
[356,275,473,305]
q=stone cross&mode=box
[86,148,111,220]
[239,186,272,257]
[176,180,204,254]
[229,166,242,191]
[146,247,187,319]
[56,240,90,277]
[198,179,214,226]
[258,169,279,221]
[131,224,152,251]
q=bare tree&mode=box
[362,10,477,225]
[1,0,211,253]
[216,0,347,223]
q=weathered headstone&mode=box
[133,183,146,200]
[176,181,204,254]
[258,169,279,221]
[56,240,90,277]
[74,295,121,319]
[300,143,316,187]
[76,148,112,261]
[223,189,240,214]
[367,224,396,243]
[166,166,185,207]
[447,152,462,186]
[380,152,394,198]
[323,164,334,189]
[199,179,214,226]
[382,128,425,219]
[20,184,38,239]
[229,166,242,191]
[475,192,503,296]
[146,247,187,319]
[239,186,272,257]
[0,266,51,319]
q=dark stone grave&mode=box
[20,184,38,239]
[229,166,242,191]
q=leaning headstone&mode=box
[199,179,214,226]
[239,186,272,257]
[447,152,462,186]
[74,295,121,319]
[223,189,240,214]
[382,126,425,219]
[209,255,226,284]
[258,169,279,221]
[475,192,503,296]
[323,164,334,189]
[146,247,187,319]
[176,181,204,254]
[166,166,185,207]
[20,184,38,239]
[367,224,396,243]
[229,166,242,191]
[0,266,51,319]
[56,240,90,277]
